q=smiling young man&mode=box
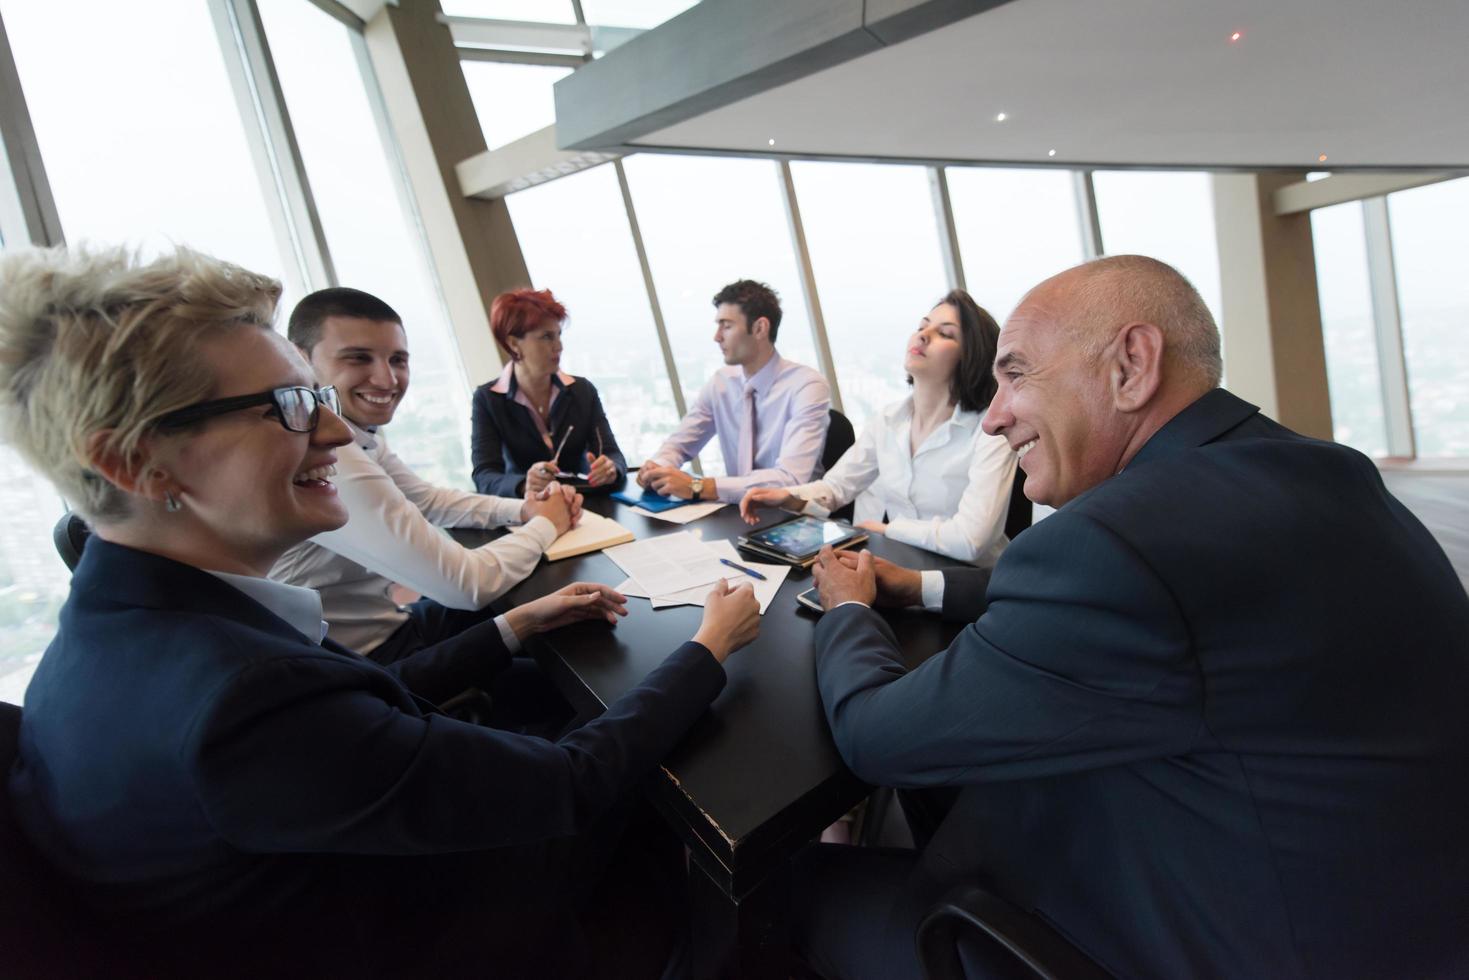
[270,288,577,682]
[794,256,1469,980]
[638,279,830,502]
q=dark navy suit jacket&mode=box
[9,538,723,975]
[471,372,627,497]
[814,389,1469,979]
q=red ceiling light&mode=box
[1229,31,1243,42]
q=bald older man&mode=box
[796,256,1469,979]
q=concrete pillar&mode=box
[363,0,528,383]
[1212,171,1333,439]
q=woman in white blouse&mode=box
[740,289,1016,565]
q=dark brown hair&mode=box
[909,289,1001,413]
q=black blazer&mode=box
[813,389,1469,979]
[8,538,723,976]
[471,371,627,496]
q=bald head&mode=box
[983,256,1223,507]
[1025,255,1222,389]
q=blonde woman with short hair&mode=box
[0,245,759,976]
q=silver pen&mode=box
[544,424,575,477]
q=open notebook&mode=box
[545,511,636,561]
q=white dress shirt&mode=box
[649,350,830,503]
[270,421,554,653]
[206,569,328,643]
[789,396,1016,566]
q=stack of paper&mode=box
[611,539,790,615]
[603,531,727,595]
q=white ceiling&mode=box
[629,0,1469,170]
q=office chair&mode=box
[1,702,146,978]
[822,409,857,522]
[52,511,91,572]
[916,883,1113,980]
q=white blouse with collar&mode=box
[790,397,1017,566]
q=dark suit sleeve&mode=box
[191,641,725,855]
[586,383,627,478]
[364,620,513,705]
[939,567,993,623]
[814,510,1201,788]
[470,387,526,497]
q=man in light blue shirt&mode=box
[639,279,830,504]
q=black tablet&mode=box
[736,515,867,567]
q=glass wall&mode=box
[1310,202,1388,456]
[1387,178,1469,457]
[259,0,473,488]
[1093,170,1224,324]
[462,62,573,151]
[623,154,818,473]
[506,163,682,465]
[947,167,1085,324]
[789,160,949,428]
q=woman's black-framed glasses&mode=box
[155,385,341,434]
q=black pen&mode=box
[719,557,767,581]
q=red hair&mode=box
[490,288,567,352]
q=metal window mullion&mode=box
[0,7,63,247]
[1073,169,1103,259]
[777,159,843,415]
[208,0,336,295]
[1361,197,1416,458]
[928,166,966,292]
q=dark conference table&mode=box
[472,496,964,976]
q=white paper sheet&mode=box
[612,541,790,615]
[631,501,727,524]
[602,530,728,597]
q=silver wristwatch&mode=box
[690,477,704,500]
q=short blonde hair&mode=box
[0,245,281,522]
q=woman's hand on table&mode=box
[505,582,628,640]
[692,579,760,663]
[521,482,574,535]
[584,452,617,487]
[738,487,803,525]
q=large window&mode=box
[506,163,682,465]
[1,0,292,299]
[259,0,473,488]
[1387,178,1469,457]
[947,167,1084,324]
[461,62,573,151]
[789,160,949,428]
[1310,202,1388,456]
[1093,171,1223,324]
[623,154,819,473]
[0,0,306,699]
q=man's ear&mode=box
[1109,321,1164,413]
[750,316,771,342]
[84,430,173,503]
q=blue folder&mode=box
[611,489,691,513]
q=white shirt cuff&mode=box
[518,515,558,550]
[920,570,945,611]
[494,613,522,655]
[833,599,871,612]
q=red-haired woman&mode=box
[471,288,627,496]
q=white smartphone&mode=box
[795,587,823,613]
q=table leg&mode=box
[688,859,792,980]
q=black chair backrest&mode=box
[916,883,1113,980]
[821,408,856,474]
[1,702,141,977]
[53,511,91,572]
[1004,466,1032,542]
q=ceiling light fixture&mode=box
[1318,153,1328,162]
[1048,149,1057,157]
[996,112,1008,122]
[1229,31,1242,42]
[767,138,775,146]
